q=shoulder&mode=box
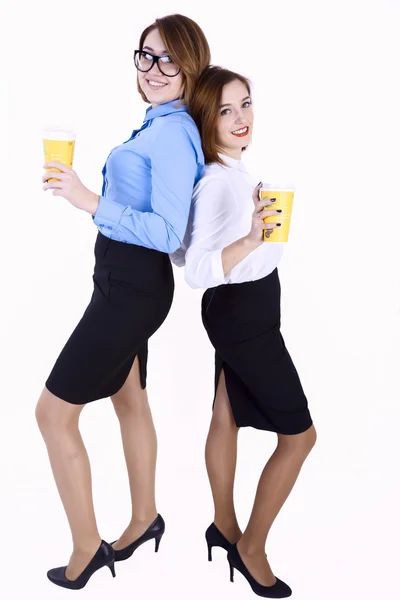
[152,112,202,161]
[194,163,232,191]
[154,111,200,142]
[192,166,232,208]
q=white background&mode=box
[1,0,399,598]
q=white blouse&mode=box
[170,153,284,289]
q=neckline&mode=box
[217,152,248,173]
[144,100,187,122]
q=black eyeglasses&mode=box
[133,50,181,77]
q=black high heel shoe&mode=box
[111,514,165,562]
[205,523,233,561]
[47,540,116,590]
[227,544,292,598]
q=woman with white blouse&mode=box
[175,67,317,598]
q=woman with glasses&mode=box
[175,66,316,598]
[37,14,210,589]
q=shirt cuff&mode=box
[169,247,186,267]
[93,196,126,227]
[210,248,229,285]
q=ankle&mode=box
[129,510,158,527]
[214,519,242,542]
[237,537,266,557]
[215,519,240,532]
[72,536,102,555]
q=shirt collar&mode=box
[217,152,249,173]
[144,100,188,122]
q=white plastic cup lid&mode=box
[43,128,76,140]
[261,183,295,191]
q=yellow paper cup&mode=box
[43,128,76,182]
[260,184,295,242]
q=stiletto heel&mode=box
[205,522,232,562]
[155,535,162,553]
[227,544,292,598]
[46,540,115,590]
[207,543,213,562]
[111,514,165,562]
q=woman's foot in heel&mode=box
[228,542,292,598]
[47,540,115,590]
[205,521,242,560]
[111,513,165,562]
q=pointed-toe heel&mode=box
[205,522,233,562]
[227,544,292,598]
[46,540,116,590]
[111,514,165,562]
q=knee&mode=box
[111,392,149,420]
[210,411,233,431]
[304,425,317,454]
[35,391,52,434]
[278,424,317,458]
[35,388,78,437]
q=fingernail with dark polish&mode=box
[270,198,276,202]
[276,223,282,226]
[258,181,263,186]
[277,209,282,213]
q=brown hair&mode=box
[137,14,211,106]
[189,66,252,165]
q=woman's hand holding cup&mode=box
[247,182,281,244]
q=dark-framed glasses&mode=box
[133,50,180,77]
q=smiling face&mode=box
[216,79,254,160]
[137,28,184,108]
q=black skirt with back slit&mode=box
[45,232,174,404]
[201,268,313,435]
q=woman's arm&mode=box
[93,122,200,253]
[184,180,280,289]
[221,235,262,274]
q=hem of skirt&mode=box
[212,358,313,435]
[45,348,147,405]
[233,419,314,435]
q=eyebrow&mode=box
[142,46,169,55]
[219,96,251,108]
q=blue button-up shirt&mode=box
[93,100,204,253]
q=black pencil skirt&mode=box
[46,232,174,404]
[201,268,313,435]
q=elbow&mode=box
[167,238,183,254]
[162,225,184,254]
[184,271,201,289]
[184,262,203,289]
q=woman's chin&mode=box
[148,92,171,106]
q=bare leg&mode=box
[35,389,102,580]
[237,424,317,586]
[205,369,242,543]
[111,356,158,549]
